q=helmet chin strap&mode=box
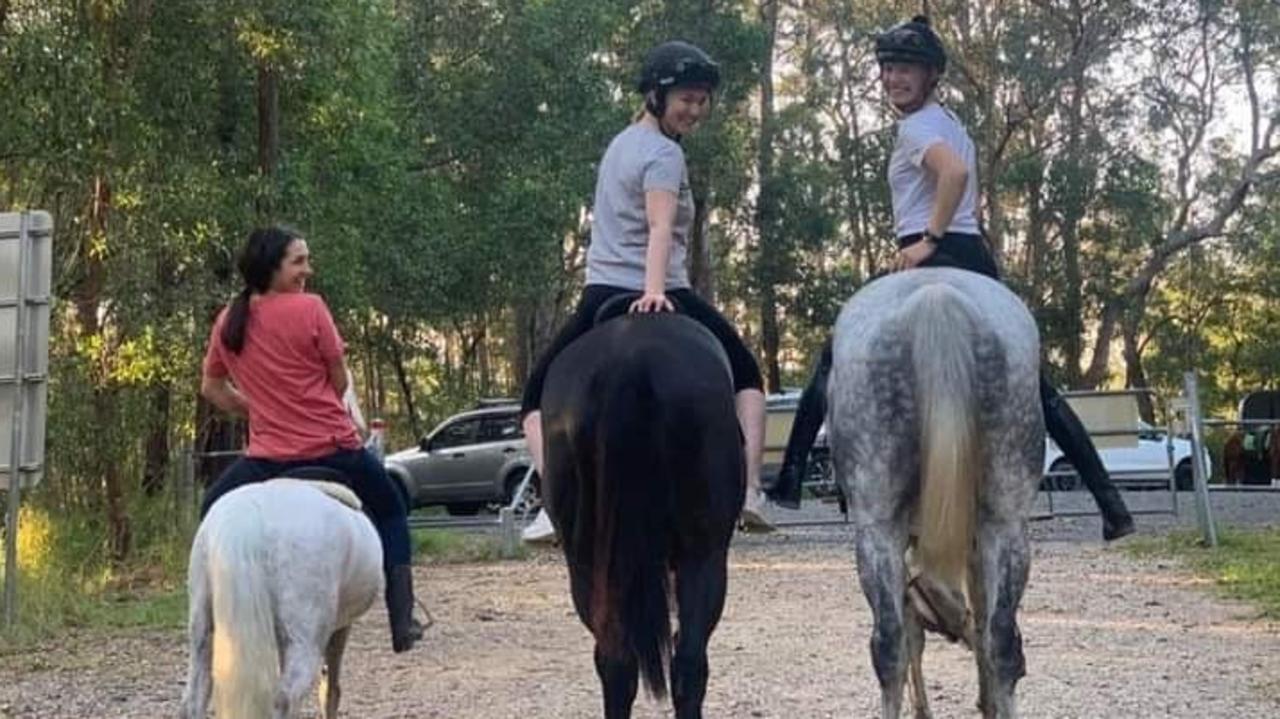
[645,90,683,142]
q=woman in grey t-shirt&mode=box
[520,41,775,533]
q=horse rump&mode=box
[542,314,742,705]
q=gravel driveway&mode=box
[1,490,1278,718]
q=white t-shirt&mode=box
[887,102,980,239]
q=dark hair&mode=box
[875,15,947,73]
[220,225,303,353]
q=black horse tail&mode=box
[590,362,672,699]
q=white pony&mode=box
[178,478,383,719]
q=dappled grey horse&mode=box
[828,268,1043,719]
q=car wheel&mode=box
[1049,458,1081,492]
[1175,460,1194,491]
[504,469,542,514]
[445,502,485,516]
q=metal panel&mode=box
[0,211,51,490]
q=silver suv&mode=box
[384,402,540,516]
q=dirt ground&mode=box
[2,526,1279,718]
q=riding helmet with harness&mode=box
[637,40,721,137]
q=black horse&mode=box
[541,310,744,719]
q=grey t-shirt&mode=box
[585,124,694,290]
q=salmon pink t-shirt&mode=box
[202,292,361,460]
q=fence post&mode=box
[498,507,518,559]
[1182,372,1218,547]
[179,444,197,531]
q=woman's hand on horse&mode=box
[892,238,937,272]
[630,292,675,313]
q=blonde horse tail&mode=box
[208,504,279,717]
[906,284,981,590]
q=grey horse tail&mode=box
[905,283,981,591]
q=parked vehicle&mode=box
[767,391,1209,495]
[383,401,540,516]
[1043,421,1211,491]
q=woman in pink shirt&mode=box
[199,226,423,653]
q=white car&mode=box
[1043,421,1211,491]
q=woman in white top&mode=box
[769,16,1134,543]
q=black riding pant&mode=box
[199,446,411,569]
[521,284,764,416]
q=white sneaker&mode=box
[739,492,777,533]
[521,508,557,544]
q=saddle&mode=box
[274,468,363,511]
[592,291,686,326]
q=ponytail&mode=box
[220,288,254,353]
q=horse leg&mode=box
[177,570,212,719]
[904,604,931,719]
[273,641,324,719]
[968,546,993,717]
[855,522,911,719]
[594,644,639,719]
[670,550,729,719]
[318,627,350,719]
[972,520,1030,719]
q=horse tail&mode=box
[208,504,279,717]
[591,363,672,699]
[906,284,982,590]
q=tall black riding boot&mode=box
[1041,378,1136,541]
[386,564,425,653]
[766,341,833,509]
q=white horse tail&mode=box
[906,283,981,590]
[208,505,279,718]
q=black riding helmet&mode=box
[637,41,721,120]
[875,15,947,73]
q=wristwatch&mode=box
[924,230,944,245]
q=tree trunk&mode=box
[687,176,716,301]
[1058,69,1090,386]
[1121,309,1155,424]
[141,383,170,496]
[78,176,131,561]
[754,0,782,392]
[390,332,421,438]
[256,59,280,218]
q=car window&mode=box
[431,418,481,450]
[478,414,523,443]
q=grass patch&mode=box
[412,528,528,563]
[0,498,192,651]
[1125,526,1280,619]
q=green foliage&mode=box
[0,497,191,647]
[0,0,1277,638]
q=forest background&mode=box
[0,0,1276,629]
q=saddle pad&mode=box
[274,478,363,511]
